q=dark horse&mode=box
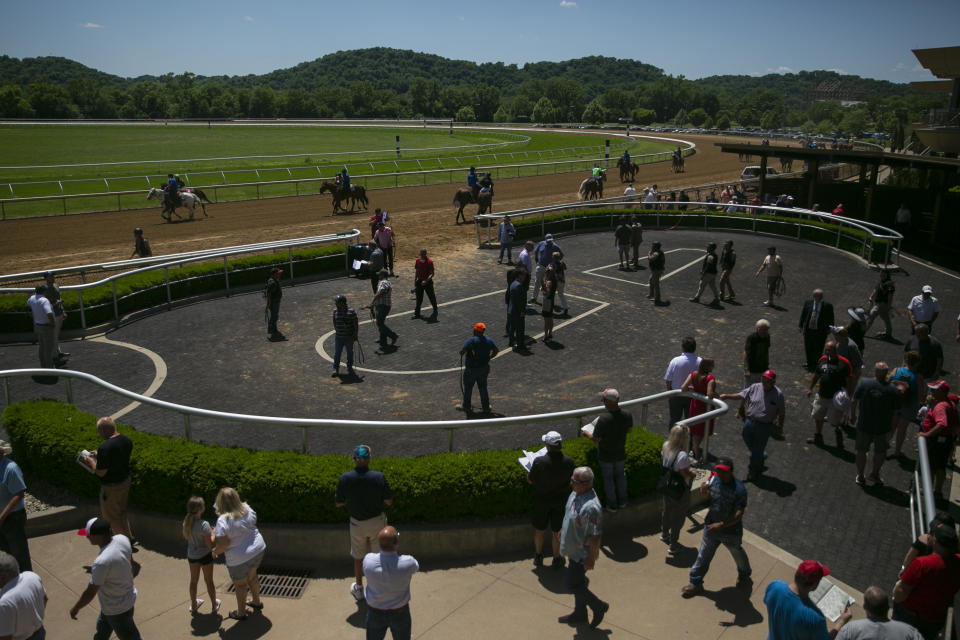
[616,157,638,182]
[453,188,492,224]
[578,170,606,200]
[319,182,368,215]
[672,153,685,173]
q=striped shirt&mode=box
[375,279,392,307]
[333,307,358,338]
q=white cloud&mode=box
[243,15,254,22]
[560,0,577,6]
[764,66,793,74]
[82,22,103,29]
[891,61,907,72]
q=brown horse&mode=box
[616,157,638,182]
[578,170,606,200]
[672,153,685,173]
[453,188,492,224]
[319,181,368,215]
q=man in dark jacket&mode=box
[799,289,834,371]
[527,431,575,569]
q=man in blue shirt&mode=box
[340,168,351,197]
[363,526,419,640]
[764,560,852,639]
[558,466,608,629]
[457,323,498,414]
[682,457,752,597]
[0,440,31,572]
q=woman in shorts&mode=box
[182,496,219,615]
[213,487,267,621]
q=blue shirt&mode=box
[467,171,478,186]
[335,468,392,521]
[0,457,26,513]
[363,551,419,610]
[535,241,562,267]
[461,335,497,368]
[705,476,747,536]
[167,177,178,194]
[559,490,602,562]
[763,580,830,640]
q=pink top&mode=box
[375,226,393,248]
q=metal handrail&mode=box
[910,435,937,540]
[475,200,903,266]
[0,368,727,454]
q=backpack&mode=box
[657,452,687,500]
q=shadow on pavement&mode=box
[599,533,648,563]
[704,585,764,627]
[751,474,797,497]
[216,612,272,639]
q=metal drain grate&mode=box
[225,567,311,599]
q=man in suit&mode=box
[799,289,834,372]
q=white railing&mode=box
[475,200,903,266]
[909,436,937,541]
[0,367,727,455]
[0,231,361,331]
[0,147,686,220]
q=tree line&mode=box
[0,49,945,136]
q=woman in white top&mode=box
[660,424,695,555]
[212,487,266,621]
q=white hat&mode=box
[922,285,933,294]
[542,431,562,446]
[0,440,11,455]
[601,388,620,402]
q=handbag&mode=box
[656,452,687,500]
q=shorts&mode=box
[855,431,889,454]
[227,550,264,581]
[531,498,564,532]
[188,552,213,566]
[811,395,844,425]
[99,477,131,524]
[350,513,387,559]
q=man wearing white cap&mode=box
[906,285,940,334]
[589,389,633,511]
[527,431,574,569]
[70,517,141,640]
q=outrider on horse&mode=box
[319,181,369,215]
[453,173,494,223]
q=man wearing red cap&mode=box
[719,369,785,482]
[918,380,959,497]
[457,323,498,414]
[893,522,960,640]
[763,560,851,639]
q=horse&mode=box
[147,187,206,222]
[578,170,606,200]
[318,181,368,215]
[616,157,638,182]
[672,153,685,173]
[453,187,492,224]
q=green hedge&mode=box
[508,207,894,264]
[0,244,347,334]
[2,400,664,524]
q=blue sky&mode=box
[1,0,957,83]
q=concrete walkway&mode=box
[32,507,864,640]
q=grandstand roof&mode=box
[912,46,960,79]
[910,80,956,94]
[715,142,960,172]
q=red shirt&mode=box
[414,257,434,282]
[921,399,959,435]
[900,552,960,622]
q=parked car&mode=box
[740,166,780,181]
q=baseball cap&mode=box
[927,380,950,393]
[933,523,959,549]
[542,431,562,446]
[0,439,11,455]
[762,369,777,380]
[922,285,933,294]
[544,234,554,241]
[353,444,371,459]
[78,517,111,537]
[601,388,620,402]
[796,560,830,583]
[473,322,486,333]
[333,295,347,304]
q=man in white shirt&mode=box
[907,285,940,334]
[363,526,419,640]
[623,184,637,209]
[0,551,46,640]
[26,285,56,369]
[70,518,141,640]
[664,337,702,427]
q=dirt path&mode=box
[0,134,755,275]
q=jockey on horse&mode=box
[338,167,350,198]
[622,149,630,166]
[164,173,180,212]
[467,166,479,202]
[478,172,493,197]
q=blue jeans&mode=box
[599,459,627,507]
[95,607,142,640]
[267,299,280,334]
[688,530,751,587]
[366,604,411,640]
[565,559,603,616]
[333,335,354,370]
[375,305,397,345]
[462,365,491,411]
[741,418,773,474]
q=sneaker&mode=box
[762,300,771,307]
[855,474,866,486]
[681,583,704,598]
[551,555,565,569]
[668,543,682,555]
[590,601,609,629]
[534,553,544,567]
[350,582,364,602]
[688,297,700,303]
[455,404,469,412]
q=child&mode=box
[917,393,935,425]
[183,496,220,614]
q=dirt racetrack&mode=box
[1,134,755,275]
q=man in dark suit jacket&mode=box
[799,289,834,371]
